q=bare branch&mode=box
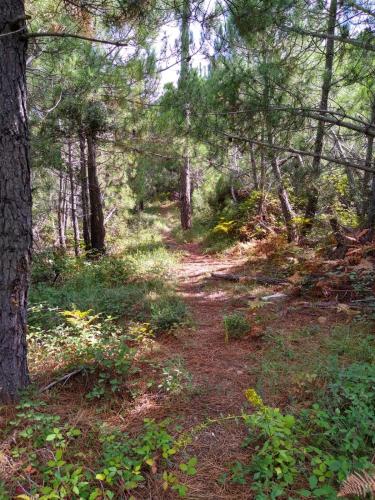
[281,26,375,52]
[219,131,375,173]
[25,31,129,47]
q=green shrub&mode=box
[0,482,9,500]
[237,362,375,499]
[223,312,250,341]
[150,296,188,333]
[311,363,375,457]
[99,419,174,490]
[326,324,375,363]
[31,249,72,284]
[5,403,195,499]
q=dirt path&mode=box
[156,232,258,499]
[166,235,255,413]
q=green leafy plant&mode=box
[150,296,188,332]
[242,389,299,499]
[85,336,135,400]
[307,363,375,458]
[237,366,375,499]
[98,419,196,497]
[223,312,250,341]
[158,357,193,395]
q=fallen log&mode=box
[211,272,288,285]
[292,301,372,310]
[329,217,358,259]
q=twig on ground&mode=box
[40,368,85,392]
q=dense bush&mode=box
[151,296,188,333]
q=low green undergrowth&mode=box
[158,357,193,395]
[226,317,375,500]
[30,208,183,329]
[0,209,197,499]
[30,254,180,326]
[223,312,250,341]
[249,322,375,403]
[235,362,375,499]
[2,401,197,499]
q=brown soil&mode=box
[150,232,256,499]
[133,226,347,499]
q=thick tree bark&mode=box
[79,130,91,251]
[0,2,32,402]
[67,141,80,257]
[87,132,105,254]
[303,0,338,233]
[58,170,66,249]
[179,0,192,230]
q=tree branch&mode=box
[219,131,375,173]
[25,31,129,47]
[272,106,375,136]
[344,0,375,19]
[281,26,375,52]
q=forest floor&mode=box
[121,205,352,499]
[153,225,254,499]
[1,204,373,499]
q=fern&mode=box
[338,471,375,498]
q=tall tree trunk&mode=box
[58,170,66,249]
[366,175,375,241]
[87,132,105,254]
[265,126,297,242]
[364,98,375,240]
[303,0,338,233]
[268,146,297,242]
[263,72,297,242]
[229,146,239,202]
[63,176,68,236]
[67,141,80,257]
[0,2,31,402]
[332,133,361,216]
[260,128,266,192]
[250,144,259,190]
[79,130,91,251]
[362,98,375,219]
[180,151,192,229]
[179,0,192,230]
[273,158,298,243]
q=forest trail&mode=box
[163,231,254,416]
[145,218,260,498]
